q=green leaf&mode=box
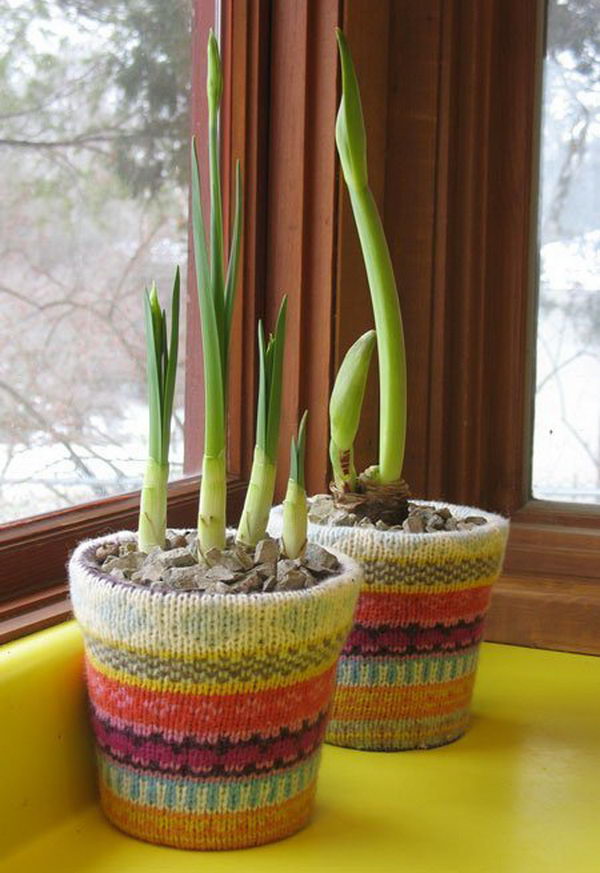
[329,329,376,452]
[143,289,162,463]
[290,410,308,488]
[265,297,287,463]
[207,29,223,117]
[208,32,225,378]
[191,137,225,456]
[296,409,308,488]
[335,28,368,191]
[162,266,180,463]
[224,161,242,345]
[256,321,268,453]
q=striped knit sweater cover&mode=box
[270,503,509,751]
[69,532,362,850]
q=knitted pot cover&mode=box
[269,503,508,751]
[69,532,362,850]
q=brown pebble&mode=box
[262,576,278,592]
[403,515,425,533]
[167,534,188,550]
[254,537,279,568]
[276,569,308,591]
[96,542,119,561]
[204,565,236,582]
[205,581,235,595]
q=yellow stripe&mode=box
[332,673,476,721]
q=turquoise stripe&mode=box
[336,647,480,688]
[98,748,321,814]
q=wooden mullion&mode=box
[183,0,216,475]
[264,0,342,498]
[224,0,271,479]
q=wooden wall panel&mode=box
[383,1,443,498]
[265,0,341,498]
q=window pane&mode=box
[0,0,191,524]
[533,0,600,504]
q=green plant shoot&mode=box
[335,29,407,485]
[237,298,288,547]
[138,269,180,552]
[329,329,376,491]
[192,31,243,554]
[282,411,308,559]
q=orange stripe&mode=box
[87,658,336,740]
[100,781,315,850]
[355,586,492,627]
[332,673,476,721]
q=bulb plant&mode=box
[282,411,308,559]
[137,270,180,553]
[192,31,243,555]
[192,32,308,558]
[330,29,409,521]
[236,298,288,547]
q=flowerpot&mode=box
[269,502,508,751]
[69,531,362,850]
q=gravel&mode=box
[308,494,488,533]
[95,531,341,595]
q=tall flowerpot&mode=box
[69,531,362,849]
[270,503,508,751]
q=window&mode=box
[533,0,600,505]
[2,0,598,651]
[0,0,192,524]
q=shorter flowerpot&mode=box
[69,532,362,850]
[270,502,508,751]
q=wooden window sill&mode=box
[2,623,598,871]
[0,476,247,644]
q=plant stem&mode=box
[335,29,407,485]
[137,272,179,552]
[198,452,227,552]
[236,299,287,547]
[193,31,242,555]
[348,183,406,483]
[282,411,308,559]
[236,446,277,546]
[138,459,169,552]
[282,480,307,560]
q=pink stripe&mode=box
[92,711,327,775]
[344,621,484,655]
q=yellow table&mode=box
[1,622,599,872]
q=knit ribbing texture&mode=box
[269,502,508,751]
[69,531,362,849]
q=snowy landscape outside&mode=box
[0,0,191,523]
[533,0,600,503]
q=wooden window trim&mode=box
[0,477,247,644]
